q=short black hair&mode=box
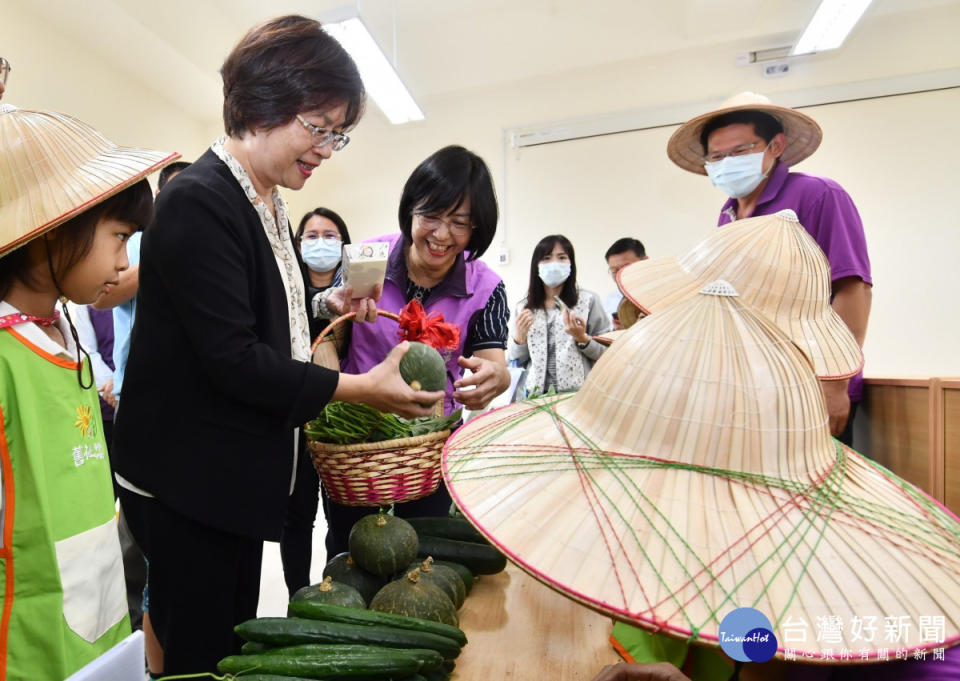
[158,162,192,191]
[221,15,365,137]
[0,180,153,300]
[605,238,646,261]
[524,234,578,310]
[398,145,498,261]
[700,110,784,154]
[295,207,351,244]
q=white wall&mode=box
[284,1,960,378]
[8,1,959,377]
[4,3,210,182]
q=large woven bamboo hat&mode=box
[443,282,960,662]
[667,92,822,175]
[0,104,180,257]
[616,209,862,380]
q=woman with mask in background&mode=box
[279,207,351,598]
[508,234,611,397]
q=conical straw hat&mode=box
[0,104,180,256]
[444,282,960,662]
[667,91,822,175]
[617,209,862,380]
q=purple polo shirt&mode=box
[718,162,871,402]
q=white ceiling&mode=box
[21,0,959,122]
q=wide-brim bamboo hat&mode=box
[617,209,862,380]
[667,92,822,175]
[0,104,180,257]
[443,282,960,662]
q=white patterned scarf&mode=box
[211,137,311,362]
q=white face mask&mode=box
[301,237,342,273]
[538,261,571,288]
[704,147,771,199]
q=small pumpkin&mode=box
[291,576,365,609]
[322,552,387,606]
[370,568,458,626]
[405,557,466,609]
[399,342,447,406]
[349,513,419,577]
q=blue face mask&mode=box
[301,238,342,273]
[538,261,571,288]
[704,147,772,199]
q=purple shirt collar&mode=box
[385,235,470,301]
[720,160,790,220]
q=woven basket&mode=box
[307,310,448,506]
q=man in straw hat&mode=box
[443,281,960,679]
[666,92,871,447]
[0,103,180,679]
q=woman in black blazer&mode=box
[112,16,442,675]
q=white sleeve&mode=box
[66,302,113,388]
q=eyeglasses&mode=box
[296,115,350,151]
[702,141,768,164]
[414,212,474,238]
[300,234,342,244]
[0,58,10,86]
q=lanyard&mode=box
[0,310,61,329]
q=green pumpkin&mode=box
[370,568,458,626]
[322,552,387,606]
[406,557,466,609]
[349,513,419,577]
[291,576,365,609]
[398,342,447,396]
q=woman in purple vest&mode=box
[320,145,511,554]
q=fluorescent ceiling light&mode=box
[324,17,424,124]
[791,0,874,56]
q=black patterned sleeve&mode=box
[464,281,509,354]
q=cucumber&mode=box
[255,643,443,671]
[232,676,316,681]
[417,535,507,575]
[429,560,473,593]
[405,517,489,544]
[236,617,462,659]
[240,641,273,655]
[287,600,467,646]
[218,651,420,678]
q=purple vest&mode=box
[88,306,116,422]
[341,234,502,415]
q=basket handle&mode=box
[311,310,401,355]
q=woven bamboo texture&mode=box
[308,310,447,506]
[617,210,863,380]
[0,105,179,256]
[666,92,822,176]
[443,284,960,661]
[310,430,449,506]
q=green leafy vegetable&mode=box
[306,404,462,445]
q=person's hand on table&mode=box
[334,342,443,418]
[591,662,691,681]
[562,307,590,344]
[327,284,382,323]
[453,353,510,411]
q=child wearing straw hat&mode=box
[0,103,180,680]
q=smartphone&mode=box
[553,295,567,311]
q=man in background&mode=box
[667,92,871,446]
[604,238,647,330]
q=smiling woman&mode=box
[319,145,513,556]
[109,15,445,677]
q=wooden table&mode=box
[452,564,621,680]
